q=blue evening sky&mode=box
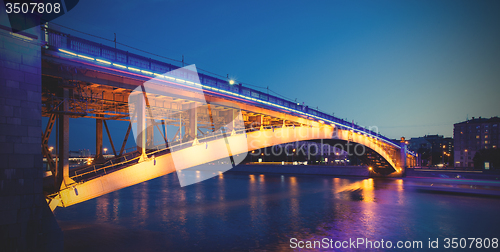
[48,0,500,151]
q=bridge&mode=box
[40,24,416,210]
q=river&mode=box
[54,172,500,251]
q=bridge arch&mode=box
[41,26,415,209]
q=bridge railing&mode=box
[42,25,407,153]
[70,128,248,181]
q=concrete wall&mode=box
[0,17,62,252]
[230,164,370,177]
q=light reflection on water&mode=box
[55,172,500,251]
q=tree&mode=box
[473,148,500,170]
[417,147,431,166]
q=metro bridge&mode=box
[40,24,416,210]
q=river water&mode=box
[54,172,500,251]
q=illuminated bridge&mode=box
[40,25,416,210]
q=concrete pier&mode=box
[0,23,63,251]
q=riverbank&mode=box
[227,164,500,197]
[405,168,500,197]
[406,168,500,180]
[230,163,370,177]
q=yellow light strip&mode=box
[59,49,77,56]
[96,59,111,64]
[10,32,33,41]
[113,63,127,68]
[77,55,95,61]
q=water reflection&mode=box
[288,176,300,232]
[112,191,119,222]
[95,194,109,223]
[362,178,375,202]
[396,178,406,205]
[139,182,148,226]
[56,173,500,252]
[161,178,169,223]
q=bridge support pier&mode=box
[400,138,407,176]
[231,109,237,135]
[57,88,71,187]
[187,103,198,144]
[0,24,63,251]
[146,119,154,149]
[95,115,104,161]
[259,115,264,131]
[137,94,148,162]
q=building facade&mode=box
[407,135,453,167]
[454,117,500,168]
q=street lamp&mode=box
[103,148,108,154]
[48,146,54,152]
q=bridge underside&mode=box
[309,139,398,175]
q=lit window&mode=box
[485,135,488,139]
[485,140,489,144]
[476,135,480,139]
